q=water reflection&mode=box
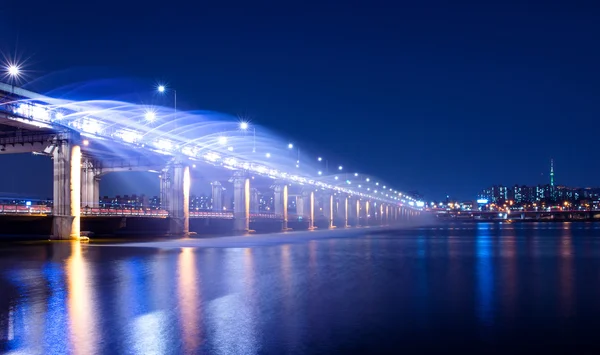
[207,249,259,355]
[501,234,517,318]
[559,224,575,317]
[66,241,98,355]
[178,247,202,353]
[476,223,493,326]
[1,223,600,353]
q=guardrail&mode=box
[82,208,169,217]
[0,205,291,220]
[0,205,52,214]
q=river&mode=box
[1,222,599,354]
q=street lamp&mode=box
[338,165,343,171]
[317,156,329,174]
[7,65,20,78]
[144,110,156,122]
[265,152,271,158]
[5,63,21,93]
[157,84,177,126]
[239,121,256,153]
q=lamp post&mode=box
[6,64,20,93]
[239,121,256,153]
[288,143,300,167]
[318,156,329,174]
[157,84,176,128]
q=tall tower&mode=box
[550,158,554,187]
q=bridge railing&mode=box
[190,211,234,219]
[0,205,52,215]
[249,213,282,219]
[81,208,169,217]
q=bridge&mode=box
[0,81,424,239]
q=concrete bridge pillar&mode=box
[230,171,250,233]
[347,196,359,226]
[81,158,100,208]
[323,193,334,228]
[385,204,390,224]
[164,161,190,236]
[336,193,348,228]
[250,188,259,214]
[211,181,224,211]
[362,199,370,226]
[273,182,289,231]
[302,189,315,230]
[52,139,81,240]
[160,171,170,211]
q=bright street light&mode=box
[288,143,293,149]
[156,84,176,126]
[7,65,20,78]
[239,121,256,153]
[144,110,156,122]
[338,165,343,170]
[354,173,358,177]
[318,157,322,162]
[265,152,271,158]
[318,171,322,175]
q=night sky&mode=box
[1,0,599,200]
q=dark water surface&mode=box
[1,222,600,354]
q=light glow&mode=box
[144,110,156,122]
[7,64,20,77]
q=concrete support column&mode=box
[93,176,100,207]
[250,188,259,214]
[384,204,388,223]
[81,158,94,208]
[211,181,224,211]
[302,189,315,230]
[160,170,170,211]
[230,171,250,233]
[363,200,370,226]
[348,197,360,226]
[296,195,304,217]
[323,193,334,228]
[52,140,81,240]
[165,161,190,236]
[336,194,348,228]
[81,158,100,208]
[273,182,289,231]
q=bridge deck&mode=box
[0,205,292,219]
